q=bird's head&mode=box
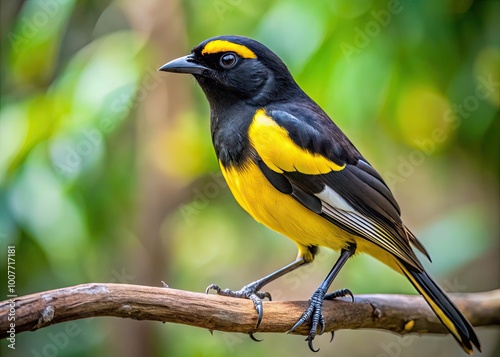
[159,36,301,107]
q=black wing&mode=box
[254,108,429,270]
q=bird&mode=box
[158,35,481,354]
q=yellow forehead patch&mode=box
[201,40,257,59]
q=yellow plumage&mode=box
[249,109,345,174]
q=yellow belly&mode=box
[220,159,358,262]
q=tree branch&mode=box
[1,284,498,339]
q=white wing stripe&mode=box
[315,186,354,212]
[315,184,416,266]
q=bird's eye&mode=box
[220,53,237,69]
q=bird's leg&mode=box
[289,243,356,352]
[206,257,307,329]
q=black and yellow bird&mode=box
[159,35,481,354]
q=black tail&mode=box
[399,261,481,354]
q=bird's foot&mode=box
[289,287,326,352]
[206,281,272,330]
[289,288,354,352]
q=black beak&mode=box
[158,55,208,75]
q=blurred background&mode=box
[0,0,498,356]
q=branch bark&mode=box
[1,284,498,339]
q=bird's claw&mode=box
[249,332,263,342]
[307,336,320,352]
[250,294,264,328]
[324,288,354,302]
[205,283,221,295]
[205,282,272,330]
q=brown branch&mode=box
[1,284,498,339]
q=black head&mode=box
[159,35,303,108]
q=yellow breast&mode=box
[220,159,354,261]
